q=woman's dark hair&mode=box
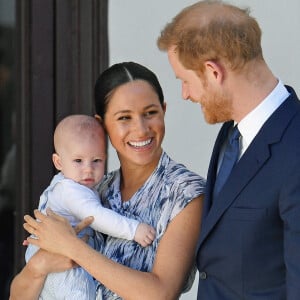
[94,62,164,119]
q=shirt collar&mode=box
[238,80,289,153]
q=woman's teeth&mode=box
[129,138,152,147]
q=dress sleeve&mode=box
[170,172,206,221]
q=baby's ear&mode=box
[52,153,62,171]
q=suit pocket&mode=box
[226,207,267,221]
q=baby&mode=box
[25,114,156,299]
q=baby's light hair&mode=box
[54,114,105,154]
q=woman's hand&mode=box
[23,208,94,257]
[27,248,75,276]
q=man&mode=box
[157,1,300,299]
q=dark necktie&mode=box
[213,126,240,197]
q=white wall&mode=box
[108,1,300,299]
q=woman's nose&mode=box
[133,117,148,134]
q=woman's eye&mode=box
[117,115,130,121]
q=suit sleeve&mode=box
[280,158,300,299]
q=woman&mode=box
[10,62,205,300]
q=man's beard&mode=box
[201,88,233,124]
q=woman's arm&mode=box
[9,255,46,300]
[24,196,203,300]
[9,249,74,300]
[9,216,93,300]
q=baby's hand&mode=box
[134,223,156,247]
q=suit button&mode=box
[199,271,207,280]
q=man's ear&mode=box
[52,153,62,171]
[204,60,225,83]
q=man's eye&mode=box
[145,110,157,117]
[149,110,158,115]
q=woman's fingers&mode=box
[33,209,48,221]
[23,222,35,236]
[23,214,40,235]
[23,210,50,237]
[24,213,38,225]
[45,208,67,222]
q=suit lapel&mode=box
[197,91,299,251]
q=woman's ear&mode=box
[95,114,108,132]
[52,153,62,171]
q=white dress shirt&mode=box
[238,80,290,157]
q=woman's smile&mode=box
[128,138,153,148]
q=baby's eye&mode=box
[93,158,102,163]
[74,159,82,163]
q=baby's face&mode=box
[58,136,106,188]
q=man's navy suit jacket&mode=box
[196,86,300,299]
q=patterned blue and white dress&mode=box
[96,151,206,299]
